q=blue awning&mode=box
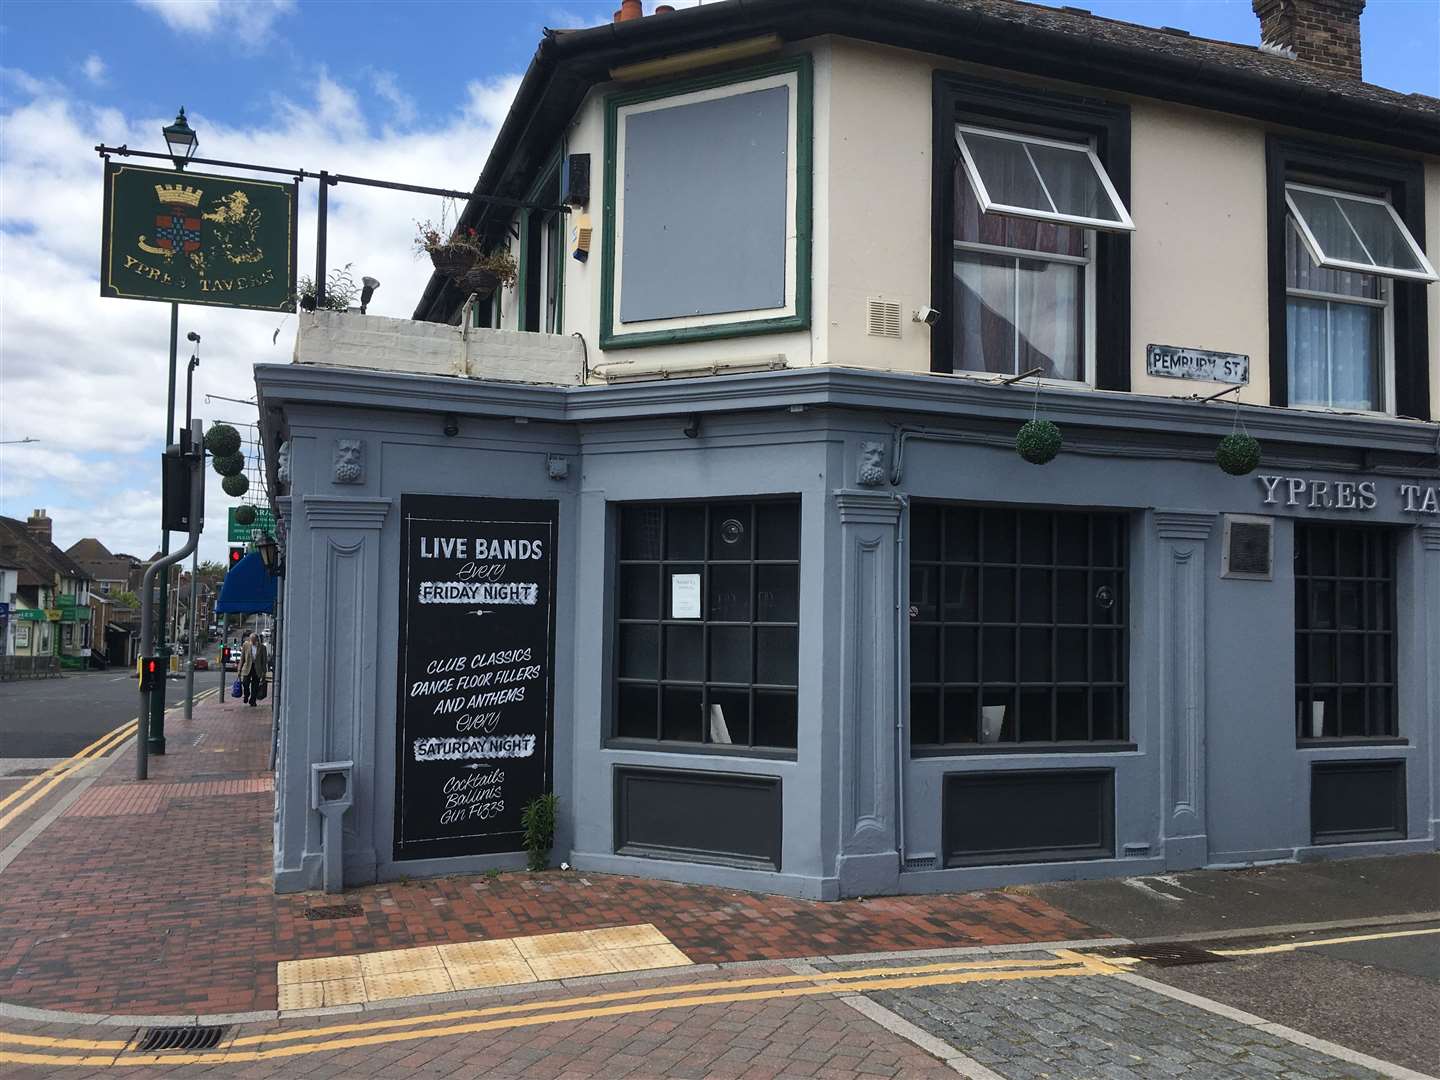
[215,552,277,614]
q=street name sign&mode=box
[1146,343,1249,384]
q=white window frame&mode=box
[1284,182,1437,283]
[1284,218,1396,416]
[955,124,1135,234]
[610,69,801,338]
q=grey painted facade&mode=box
[257,362,1440,898]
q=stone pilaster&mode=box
[834,491,903,897]
[1154,511,1216,870]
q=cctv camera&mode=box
[912,306,941,327]
[186,331,201,342]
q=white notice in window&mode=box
[671,573,701,619]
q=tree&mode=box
[109,590,140,609]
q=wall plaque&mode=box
[394,495,558,862]
[1146,344,1249,384]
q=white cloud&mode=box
[133,0,296,44]
[81,54,107,85]
[370,71,416,129]
[0,64,519,563]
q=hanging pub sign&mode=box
[1146,343,1249,385]
[394,495,558,862]
[100,162,297,311]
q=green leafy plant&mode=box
[1016,419,1062,465]
[222,474,250,498]
[520,792,558,872]
[235,505,257,526]
[204,424,242,457]
[296,263,360,312]
[212,452,245,477]
[1216,432,1261,476]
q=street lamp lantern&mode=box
[255,534,281,576]
[162,107,198,170]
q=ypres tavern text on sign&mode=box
[1258,475,1440,515]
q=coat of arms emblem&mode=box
[138,184,204,265]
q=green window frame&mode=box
[600,54,812,351]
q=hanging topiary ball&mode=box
[1016,419,1062,465]
[235,505,257,526]
[222,473,250,497]
[1216,432,1261,476]
[212,452,245,477]
[204,424,242,457]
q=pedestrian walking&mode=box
[239,632,268,707]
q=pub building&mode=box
[255,0,1440,898]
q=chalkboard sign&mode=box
[394,495,558,862]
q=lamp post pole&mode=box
[149,301,178,755]
[147,108,199,756]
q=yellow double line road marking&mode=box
[0,720,137,833]
[0,952,1120,1068]
[0,686,218,834]
[1215,925,1440,956]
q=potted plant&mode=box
[295,264,360,313]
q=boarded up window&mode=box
[620,86,789,323]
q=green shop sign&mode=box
[17,609,47,621]
[100,162,297,311]
[228,505,277,542]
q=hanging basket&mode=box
[429,247,478,275]
[212,452,245,477]
[1016,419,1063,465]
[222,474,250,498]
[235,505,257,526]
[453,267,500,295]
[204,424,242,457]
[1216,433,1261,476]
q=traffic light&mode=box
[228,546,245,568]
[138,656,161,692]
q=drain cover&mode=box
[135,1025,228,1052]
[1100,942,1231,967]
[304,903,364,921]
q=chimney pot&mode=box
[25,509,53,545]
[656,3,676,11]
[1252,0,1366,79]
[618,0,642,20]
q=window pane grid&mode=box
[1294,524,1396,741]
[614,500,799,752]
[911,506,1127,749]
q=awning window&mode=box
[1285,183,1437,283]
[955,124,1134,233]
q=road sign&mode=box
[100,162,297,311]
[228,506,276,542]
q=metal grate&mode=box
[866,298,902,338]
[1100,942,1230,967]
[136,1026,228,1053]
[902,855,939,871]
[304,903,365,921]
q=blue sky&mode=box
[0,0,1435,563]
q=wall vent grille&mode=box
[902,855,938,871]
[866,298,902,338]
[1222,515,1273,580]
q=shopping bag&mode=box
[257,679,269,702]
[231,679,243,698]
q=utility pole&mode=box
[183,333,200,720]
[149,300,178,756]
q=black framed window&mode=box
[932,73,1131,392]
[1294,523,1397,741]
[1266,137,1432,420]
[910,505,1128,751]
[613,499,799,753]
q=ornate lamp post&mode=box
[162,108,198,170]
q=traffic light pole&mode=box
[137,419,205,781]
[150,302,180,756]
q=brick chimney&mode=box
[1253,0,1366,79]
[25,509,52,545]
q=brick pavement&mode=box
[0,693,1091,1017]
